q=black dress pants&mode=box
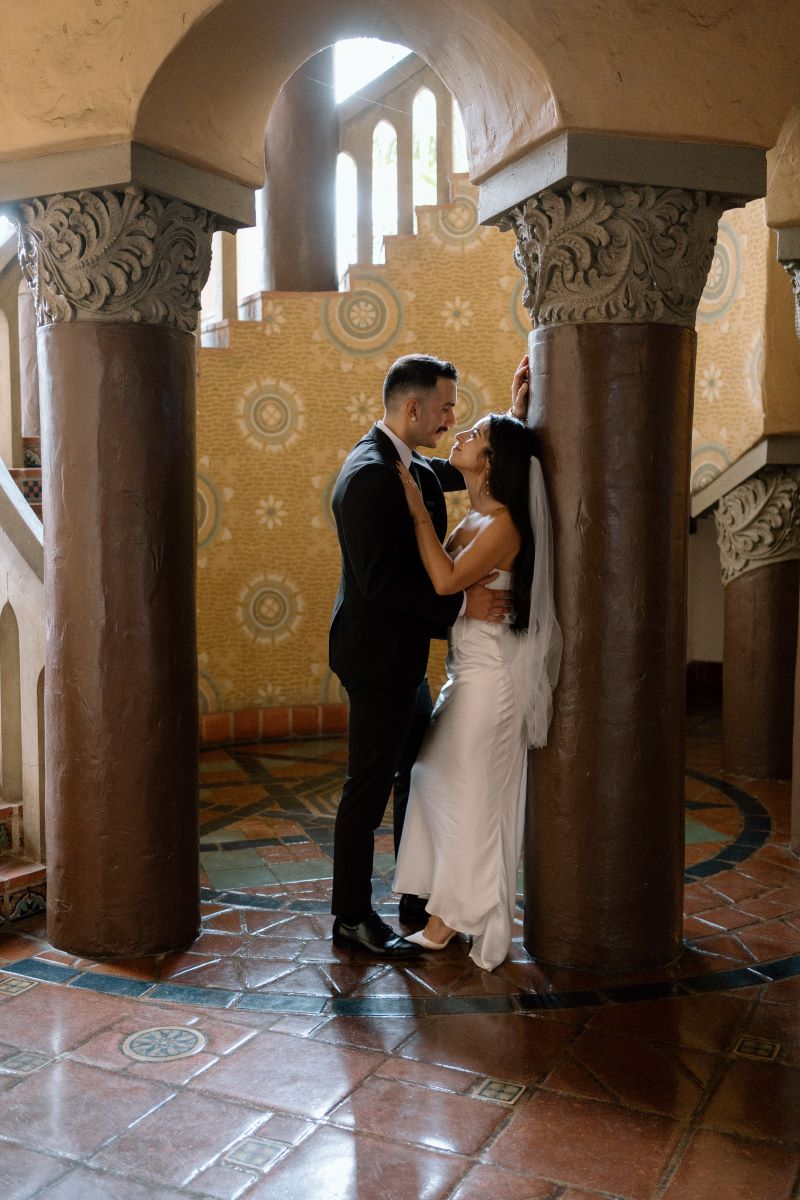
[332,678,432,921]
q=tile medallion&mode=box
[224,1136,287,1171]
[121,1026,208,1062]
[470,1078,527,1105]
[732,1035,781,1061]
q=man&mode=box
[328,354,512,958]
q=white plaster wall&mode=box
[687,512,724,663]
[0,461,44,860]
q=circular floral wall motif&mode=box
[321,276,403,355]
[314,471,338,532]
[454,374,492,430]
[427,185,493,252]
[237,379,305,452]
[697,221,742,324]
[691,443,732,492]
[196,472,221,552]
[236,573,304,646]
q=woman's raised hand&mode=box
[396,461,430,525]
[511,354,530,420]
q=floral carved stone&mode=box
[714,466,800,585]
[499,181,725,328]
[782,260,800,341]
[15,187,214,331]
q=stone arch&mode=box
[134,0,556,189]
[0,309,10,467]
[0,603,22,805]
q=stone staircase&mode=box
[0,452,46,927]
[0,802,46,928]
[9,436,43,521]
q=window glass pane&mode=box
[336,152,358,288]
[334,39,410,103]
[412,88,437,232]
[372,120,398,264]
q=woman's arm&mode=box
[396,462,519,594]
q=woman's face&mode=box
[449,416,491,474]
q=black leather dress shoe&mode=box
[398,894,429,930]
[332,912,423,959]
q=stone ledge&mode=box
[199,703,348,746]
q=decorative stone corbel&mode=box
[782,260,800,340]
[498,180,725,328]
[714,465,800,585]
[14,186,214,332]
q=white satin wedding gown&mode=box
[394,569,527,971]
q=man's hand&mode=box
[464,574,512,623]
[510,354,530,421]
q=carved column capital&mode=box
[714,465,800,585]
[14,187,214,332]
[782,259,800,341]
[498,181,725,328]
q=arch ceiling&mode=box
[0,1,799,188]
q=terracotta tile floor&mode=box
[1,712,800,1198]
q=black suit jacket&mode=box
[329,425,465,690]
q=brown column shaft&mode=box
[262,49,338,291]
[794,586,800,852]
[723,561,798,778]
[526,322,694,972]
[39,321,199,957]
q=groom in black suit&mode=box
[329,355,510,958]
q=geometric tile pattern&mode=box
[0,715,798,1200]
[0,974,37,995]
[0,1049,52,1073]
[224,1136,286,1170]
[470,1077,527,1105]
[3,717,800,1031]
[732,1035,781,1061]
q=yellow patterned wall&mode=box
[197,185,796,713]
[691,199,769,491]
[196,177,528,711]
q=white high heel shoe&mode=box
[405,927,457,950]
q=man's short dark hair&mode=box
[383,355,458,408]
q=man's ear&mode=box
[406,397,419,424]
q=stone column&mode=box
[15,186,213,957]
[501,182,723,971]
[714,468,800,779]
[261,49,338,291]
[779,246,800,849]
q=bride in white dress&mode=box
[393,406,561,971]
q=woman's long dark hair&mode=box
[486,414,539,633]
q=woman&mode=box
[393,399,561,971]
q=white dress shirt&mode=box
[376,420,467,619]
[376,419,413,468]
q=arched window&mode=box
[452,102,469,173]
[412,87,437,231]
[372,120,398,263]
[0,309,11,467]
[236,218,263,309]
[0,603,22,805]
[336,152,358,288]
